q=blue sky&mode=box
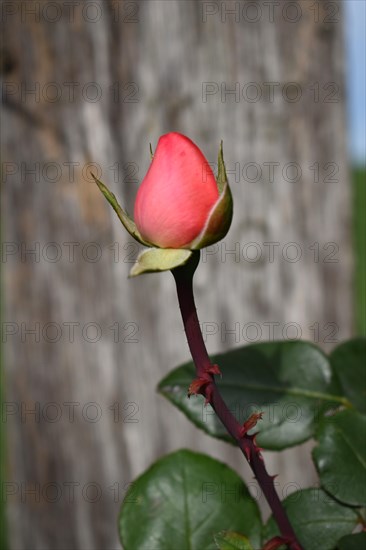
[345,0,366,165]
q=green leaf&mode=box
[337,532,366,550]
[92,174,151,246]
[312,409,366,506]
[158,341,345,450]
[129,248,193,277]
[214,531,253,549]
[330,338,366,413]
[263,488,358,550]
[119,450,262,550]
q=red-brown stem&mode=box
[172,254,303,550]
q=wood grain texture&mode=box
[2,1,352,548]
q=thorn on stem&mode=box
[244,446,251,462]
[204,384,214,406]
[239,411,264,437]
[188,365,219,404]
[206,363,221,376]
[187,377,214,406]
[187,378,209,397]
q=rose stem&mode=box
[172,253,303,550]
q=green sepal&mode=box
[217,140,228,193]
[129,248,193,277]
[92,174,151,246]
[190,141,233,249]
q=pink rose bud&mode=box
[134,132,232,249]
[92,132,232,275]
